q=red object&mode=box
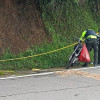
[78,44,91,62]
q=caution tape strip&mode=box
[0,42,78,62]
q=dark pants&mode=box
[85,39,98,66]
[98,39,100,64]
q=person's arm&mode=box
[96,32,100,38]
[80,30,87,40]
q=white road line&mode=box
[69,66,100,71]
[0,66,100,80]
[0,72,53,80]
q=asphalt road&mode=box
[0,67,100,100]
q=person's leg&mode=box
[82,62,88,67]
[98,39,100,64]
[92,43,98,66]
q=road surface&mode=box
[0,67,100,100]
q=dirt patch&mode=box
[56,70,100,80]
[0,0,49,54]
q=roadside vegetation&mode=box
[0,0,100,71]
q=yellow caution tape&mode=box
[0,42,78,62]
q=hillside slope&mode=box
[0,0,47,54]
[0,0,100,70]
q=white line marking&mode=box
[0,66,100,80]
[69,66,100,71]
[0,72,53,80]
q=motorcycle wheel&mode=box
[66,56,76,69]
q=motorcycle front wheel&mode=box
[66,56,76,69]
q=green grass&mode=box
[0,70,15,75]
[0,0,99,70]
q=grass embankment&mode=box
[0,0,99,71]
[0,70,15,76]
